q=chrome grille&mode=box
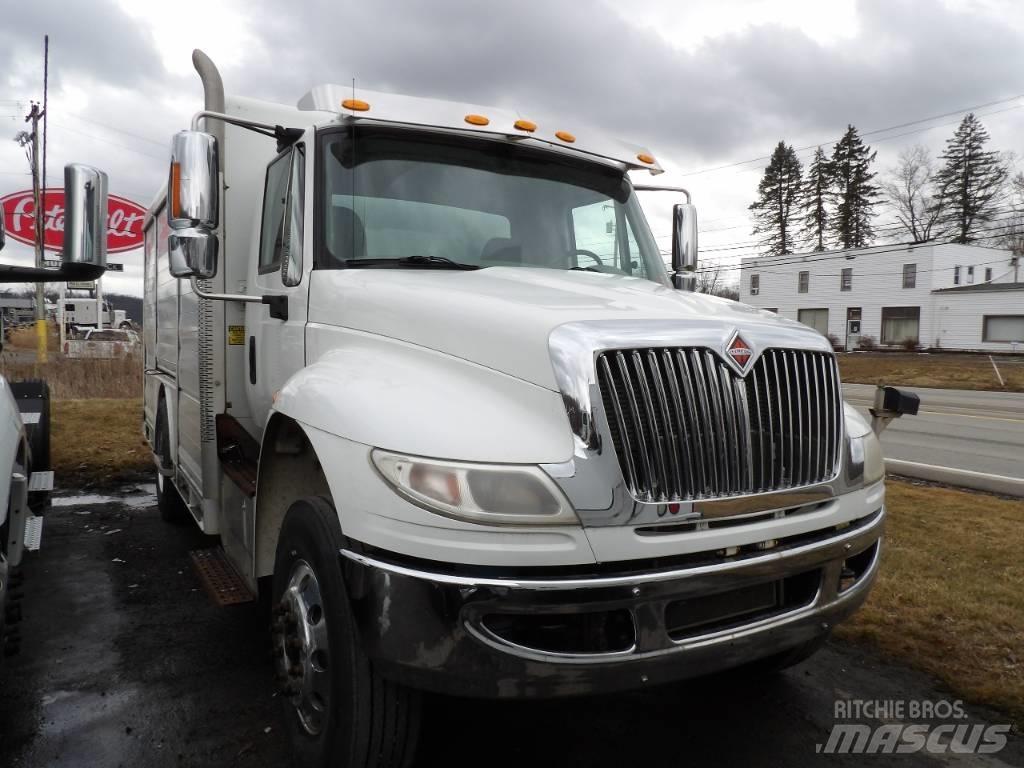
[596,347,842,502]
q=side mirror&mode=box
[169,228,217,279]
[63,163,109,276]
[168,130,219,230]
[671,203,698,291]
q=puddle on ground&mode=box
[51,485,156,510]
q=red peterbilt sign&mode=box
[0,188,146,254]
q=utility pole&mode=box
[24,101,47,363]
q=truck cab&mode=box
[143,51,890,767]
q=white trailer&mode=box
[143,51,912,767]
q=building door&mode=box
[846,307,862,351]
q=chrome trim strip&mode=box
[339,508,883,592]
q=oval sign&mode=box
[0,188,146,254]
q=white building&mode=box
[739,243,1024,352]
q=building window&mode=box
[982,315,1024,342]
[762,307,778,313]
[750,274,760,295]
[881,306,921,345]
[902,263,916,289]
[840,268,852,291]
[967,265,975,284]
[954,265,961,285]
[985,267,993,282]
[798,308,829,336]
[798,271,809,293]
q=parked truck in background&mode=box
[0,164,109,662]
[63,297,128,334]
[143,50,914,767]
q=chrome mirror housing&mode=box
[63,163,109,273]
[168,130,219,231]
[672,202,698,291]
[169,228,217,279]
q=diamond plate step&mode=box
[23,515,43,551]
[189,548,254,606]
[28,471,54,492]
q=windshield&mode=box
[317,127,668,283]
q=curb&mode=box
[887,459,1024,498]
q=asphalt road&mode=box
[843,383,1024,478]
[1,488,1021,767]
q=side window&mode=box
[570,201,647,277]
[282,145,305,286]
[259,151,292,273]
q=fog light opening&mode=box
[839,542,878,593]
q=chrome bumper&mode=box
[339,508,883,698]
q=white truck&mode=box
[143,50,914,767]
[63,297,128,334]
[0,163,109,661]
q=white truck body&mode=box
[142,52,888,765]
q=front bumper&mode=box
[340,507,884,699]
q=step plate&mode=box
[28,471,54,492]
[23,515,43,551]
[189,548,255,606]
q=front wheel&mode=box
[155,399,189,524]
[272,496,421,768]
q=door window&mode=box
[259,151,293,274]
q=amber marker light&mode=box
[341,99,370,111]
[169,162,182,218]
[637,153,656,165]
[514,119,537,132]
[465,114,490,126]
[555,130,576,143]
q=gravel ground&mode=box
[1,488,1021,767]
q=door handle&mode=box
[249,336,257,385]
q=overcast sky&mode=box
[2,0,1023,296]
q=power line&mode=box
[677,93,1024,177]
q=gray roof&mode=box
[932,282,1024,294]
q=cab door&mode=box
[245,143,308,430]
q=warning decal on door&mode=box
[228,325,246,345]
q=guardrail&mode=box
[887,459,1024,498]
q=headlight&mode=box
[844,403,885,487]
[371,449,578,526]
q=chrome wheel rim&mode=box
[274,559,331,736]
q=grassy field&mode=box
[838,352,1024,392]
[52,399,151,486]
[0,353,142,399]
[838,480,1024,728]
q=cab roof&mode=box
[297,84,664,175]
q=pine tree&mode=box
[749,141,803,256]
[933,113,1007,243]
[800,146,831,251]
[830,125,878,249]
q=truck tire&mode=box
[272,496,421,768]
[155,399,189,524]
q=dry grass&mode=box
[5,324,60,350]
[838,352,1024,392]
[52,399,151,487]
[837,480,1024,727]
[0,354,142,399]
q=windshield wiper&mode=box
[347,255,480,271]
[570,266,604,273]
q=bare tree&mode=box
[998,172,1024,257]
[696,264,739,301]
[881,145,942,243]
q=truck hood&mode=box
[307,267,821,391]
